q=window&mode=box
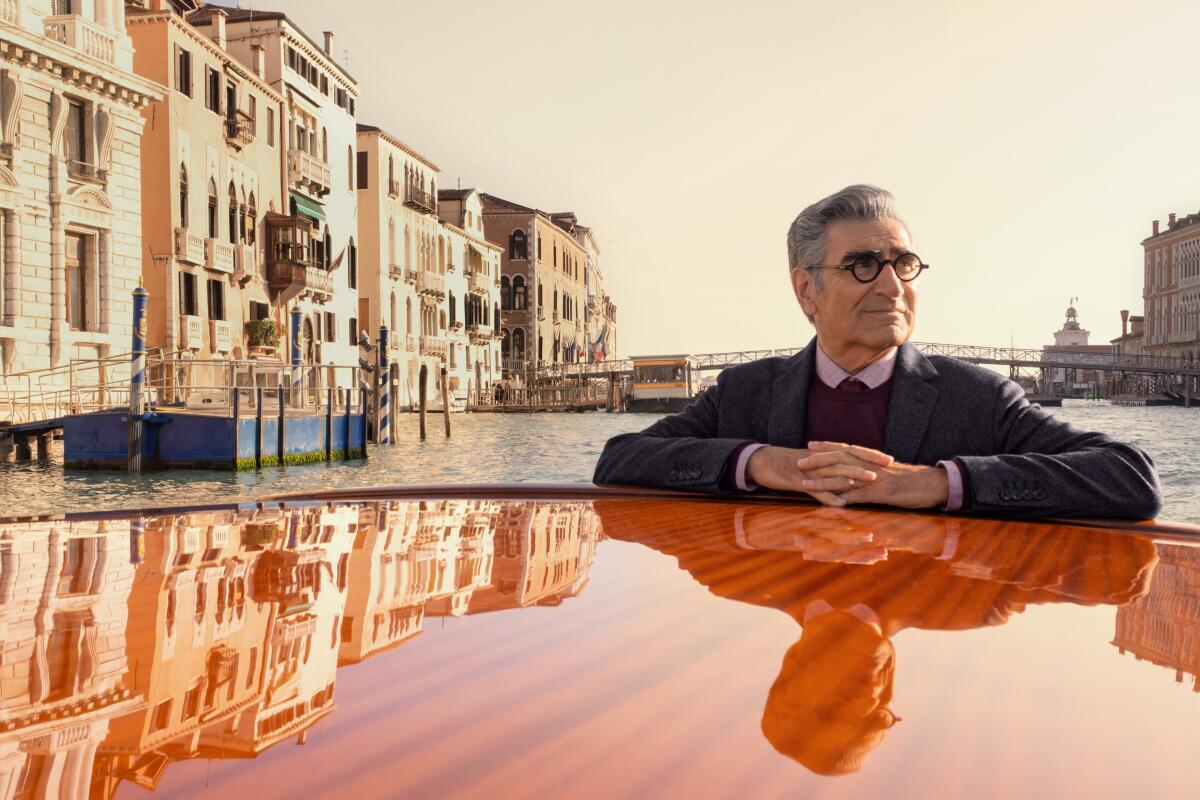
[247,193,257,245]
[207,278,225,321]
[180,271,197,316]
[501,276,511,310]
[52,0,72,14]
[449,294,456,326]
[513,275,526,310]
[65,232,90,331]
[207,179,218,238]
[248,95,257,133]
[179,164,189,228]
[324,312,336,342]
[537,235,542,260]
[347,146,354,190]
[183,682,202,720]
[267,107,275,147]
[65,100,86,167]
[286,46,298,70]
[150,700,172,733]
[176,47,193,96]
[348,317,358,344]
[320,74,329,96]
[537,281,543,306]
[347,240,357,288]
[205,66,221,114]
[357,152,369,189]
[227,183,237,244]
[509,229,527,260]
[251,301,269,321]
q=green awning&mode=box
[290,193,326,224]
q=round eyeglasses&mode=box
[807,252,930,284]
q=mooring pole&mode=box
[290,305,302,408]
[255,386,263,469]
[378,325,390,444]
[128,286,149,473]
[419,364,428,441]
[440,367,452,438]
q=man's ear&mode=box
[791,269,819,319]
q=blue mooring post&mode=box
[290,306,302,408]
[378,325,390,445]
[128,286,149,473]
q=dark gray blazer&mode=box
[593,339,1162,519]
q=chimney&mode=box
[1169,212,1177,227]
[251,44,265,78]
[210,8,227,49]
[323,31,334,55]
[1120,309,1129,337]
[1153,219,1160,235]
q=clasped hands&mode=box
[745,441,950,509]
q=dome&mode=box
[1066,305,1077,318]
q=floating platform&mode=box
[64,407,368,470]
[1023,394,1063,407]
[1111,394,1188,407]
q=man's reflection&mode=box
[596,501,1158,775]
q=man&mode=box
[593,185,1162,518]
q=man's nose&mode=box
[873,263,904,297]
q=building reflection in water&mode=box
[1113,543,1200,691]
[594,501,1162,776]
[0,501,598,798]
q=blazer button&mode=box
[999,491,1009,502]
[1023,490,1033,500]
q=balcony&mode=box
[537,308,545,321]
[404,268,418,284]
[1,1,19,26]
[234,244,256,281]
[388,263,404,281]
[467,324,493,344]
[420,335,448,357]
[417,271,445,298]
[205,238,236,274]
[44,14,116,65]
[225,111,255,148]
[174,228,205,266]
[388,179,400,198]
[179,315,203,350]
[67,160,106,183]
[305,265,333,297]
[210,320,233,353]
[468,272,490,296]
[404,186,436,215]
[552,311,561,324]
[287,149,331,197]
[406,334,416,351]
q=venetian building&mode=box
[354,124,444,409]
[1041,302,1111,396]
[481,195,588,376]
[0,0,160,379]
[0,518,140,798]
[1113,543,1200,691]
[1142,212,1200,363]
[126,2,286,393]
[187,7,360,387]
[438,189,502,404]
[93,508,273,793]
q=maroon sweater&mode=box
[805,377,892,450]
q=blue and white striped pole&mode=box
[290,306,302,407]
[128,286,148,473]
[378,325,390,444]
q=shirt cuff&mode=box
[938,459,964,512]
[734,443,768,491]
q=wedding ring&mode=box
[847,478,857,488]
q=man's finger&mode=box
[806,441,895,466]
[803,464,878,482]
[796,451,882,471]
[808,490,846,507]
[802,476,863,493]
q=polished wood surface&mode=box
[0,496,1195,798]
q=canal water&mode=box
[0,401,1195,522]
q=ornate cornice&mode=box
[0,32,162,110]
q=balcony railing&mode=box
[305,266,334,297]
[468,272,490,296]
[174,228,206,266]
[417,271,445,297]
[404,268,418,284]
[420,335,448,356]
[234,244,256,280]
[205,238,236,274]
[552,311,561,324]
[225,111,255,148]
[388,179,400,198]
[404,186,436,215]
[67,160,105,183]
[406,334,416,351]
[0,1,19,26]
[287,148,331,197]
[44,14,116,64]
[210,320,233,353]
[179,315,203,350]
[388,263,404,280]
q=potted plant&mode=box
[246,319,280,354]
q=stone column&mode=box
[2,208,18,327]
[48,92,68,367]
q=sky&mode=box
[222,0,1200,356]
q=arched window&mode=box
[404,225,411,268]
[347,238,357,288]
[406,297,412,334]
[321,127,328,162]
[207,179,218,238]
[553,289,558,314]
[439,310,446,331]
[438,237,445,274]
[238,187,247,244]
[449,294,457,326]
[501,276,511,310]
[501,328,511,360]
[179,164,189,228]
[347,146,354,190]
[247,192,257,245]
[513,276,526,310]
[538,281,543,306]
[513,327,525,360]
[388,218,396,266]
[390,292,397,332]
[509,229,527,260]
[227,182,237,244]
[388,155,395,187]
[494,303,499,327]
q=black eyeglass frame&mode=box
[806,252,930,284]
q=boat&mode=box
[627,354,701,412]
[4,484,1198,797]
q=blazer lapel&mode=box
[884,343,940,463]
[767,338,816,448]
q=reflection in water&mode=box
[595,502,1161,776]
[0,501,599,798]
[1114,543,1200,690]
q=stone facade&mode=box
[1142,211,1200,360]
[0,0,159,380]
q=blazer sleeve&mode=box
[592,372,755,491]
[954,380,1163,519]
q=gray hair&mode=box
[786,184,907,291]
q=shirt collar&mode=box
[815,343,898,389]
